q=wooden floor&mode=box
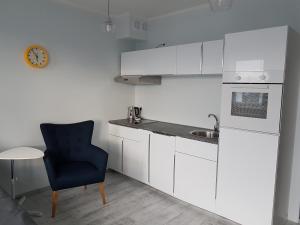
[23,170,295,225]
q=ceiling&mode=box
[53,0,209,18]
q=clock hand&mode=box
[33,50,39,62]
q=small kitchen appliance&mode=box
[128,106,142,123]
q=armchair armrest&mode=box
[43,150,58,184]
[86,145,108,171]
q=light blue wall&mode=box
[0,0,134,195]
[139,0,300,49]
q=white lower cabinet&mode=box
[108,135,123,173]
[174,153,217,212]
[216,128,279,225]
[123,138,149,183]
[149,133,175,195]
[108,124,218,213]
[108,124,149,184]
[174,137,218,212]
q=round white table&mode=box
[0,147,44,217]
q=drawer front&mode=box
[108,124,149,141]
[108,124,122,137]
[175,137,218,161]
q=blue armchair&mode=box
[40,121,108,218]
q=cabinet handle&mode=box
[121,140,124,172]
[173,154,176,194]
[200,43,203,74]
[259,74,267,80]
[235,75,242,81]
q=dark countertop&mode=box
[109,119,218,145]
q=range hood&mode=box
[114,75,161,85]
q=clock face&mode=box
[24,45,49,68]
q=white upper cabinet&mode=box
[145,46,177,75]
[176,42,202,75]
[223,26,288,82]
[121,50,148,76]
[121,40,224,76]
[121,46,176,76]
[202,40,224,75]
[149,133,175,195]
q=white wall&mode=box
[135,0,300,129]
[0,0,134,195]
[134,0,300,222]
[135,76,222,128]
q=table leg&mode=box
[11,160,15,200]
[10,159,43,217]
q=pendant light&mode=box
[209,0,233,12]
[104,0,115,32]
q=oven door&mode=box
[221,84,283,134]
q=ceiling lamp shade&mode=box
[104,17,115,32]
[104,0,115,32]
[209,0,233,12]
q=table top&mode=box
[0,147,44,160]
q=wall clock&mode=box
[24,45,49,68]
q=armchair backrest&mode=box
[40,121,94,162]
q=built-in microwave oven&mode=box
[221,84,283,134]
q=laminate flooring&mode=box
[23,170,295,225]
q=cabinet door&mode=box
[121,50,148,76]
[202,40,223,75]
[123,138,149,183]
[174,152,217,212]
[177,42,202,75]
[216,128,279,225]
[223,26,288,74]
[149,133,175,195]
[108,135,123,173]
[145,46,177,75]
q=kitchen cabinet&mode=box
[121,50,148,76]
[149,132,175,195]
[223,26,288,83]
[108,135,123,173]
[174,152,217,212]
[174,137,218,212]
[216,128,279,225]
[108,124,149,183]
[121,46,176,76]
[123,138,149,183]
[121,39,223,76]
[176,42,202,75]
[145,46,177,75]
[202,40,223,74]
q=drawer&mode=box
[175,137,218,161]
[108,124,149,142]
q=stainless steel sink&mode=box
[190,130,219,139]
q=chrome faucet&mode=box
[208,114,219,132]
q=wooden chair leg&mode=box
[98,182,107,205]
[51,191,58,218]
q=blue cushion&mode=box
[40,121,94,162]
[53,161,105,191]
